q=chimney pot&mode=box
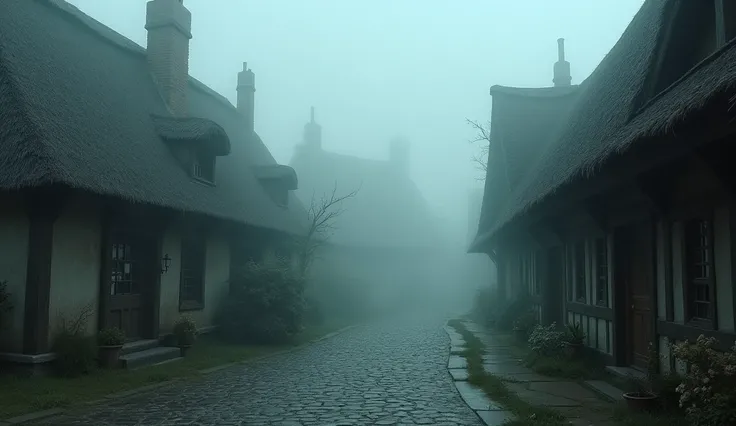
[303,107,322,149]
[553,38,572,87]
[145,0,192,116]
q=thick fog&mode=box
[65,0,644,317]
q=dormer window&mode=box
[151,115,231,186]
[253,165,299,208]
[192,151,215,183]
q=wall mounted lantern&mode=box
[161,253,172,274]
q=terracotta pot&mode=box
[565,342,583,359]
[179,345,192,357]
[178,333,195,347]
[98,345,123,369]
[623,391,659,412]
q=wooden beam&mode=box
[715,0,727,48]
[22,187,67,355]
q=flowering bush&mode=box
[527,322,566,357]
[672,335,736,425]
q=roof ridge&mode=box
[44,0,240,113]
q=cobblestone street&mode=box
[40,318,482,425]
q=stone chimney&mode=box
[553,38,572,87]
[303,107,322,149]
[145,0,192,117]
[390,137,410,175]
[237,62,256,133]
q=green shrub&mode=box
[512,309,538,336]
[528,322,566,357]
[97,327,126,346]
[564,321,586,344]
[173,315,197,345]
[51,304,96,377]
[219,260,305,344]
[495,293,533,331]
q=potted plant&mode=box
[173,315,197,356]
[97,327,126,369]
[623,342,660,412]
[563,322,586,359]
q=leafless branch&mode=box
[467,119,491,179]
[298,181,360,276]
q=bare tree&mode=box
[297,182,360,276]
[467,119,491,178]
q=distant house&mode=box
[465,188,496,292]
[0,0,305,367]
[471,0,736,375]
[290,110,452,305]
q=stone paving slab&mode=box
[449,368,469,381]
[497,372,561,383]
[481,354,523,364]
[477,410,516,426]
[584,380,625,402]
[450,345,467,354]
[507,382,582,407]
[482,362,533,375]
[448,355,468,369]
[455,382,504,411]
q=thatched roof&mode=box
[472,0,736,250]
[0,0,307,235]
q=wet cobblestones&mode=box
[40,320,482,425]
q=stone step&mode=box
[120,346,181,370]
[121,339,160,355]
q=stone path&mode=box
[455,321,624,426]
[36,318,483,425]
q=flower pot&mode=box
[98,345,123,369]
[179,345,192,357]
[623,391,659,412]
[564,342,584,359]
[177,333,195,347]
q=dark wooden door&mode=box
[626,221,654,368]
[107,229,152,340]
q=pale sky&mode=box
[65,0,644,242]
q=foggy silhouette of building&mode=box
[471,1,736,375]
[290,109,458,309]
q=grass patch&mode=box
[611,403,689,426]
[0,323,344,419]
[447,319,566,426]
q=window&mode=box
[533,251,541,296]
[179,231,207,310]
[684,218,715,326]
[192,152,215,183]
[566,246,573,302]
[574,242,586,303]
[719,0,736,43]
[595,237,609,307]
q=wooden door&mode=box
[626,221,655,368]
[107,229,151,340]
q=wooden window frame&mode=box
[573,241,587,303]
[594,236,609,307]
[682,214,717,329]
[192,150,216,185]
[179,230,207,311]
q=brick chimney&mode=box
[553,38,572,87]
[145,0,192,117]
[237,62,256,133]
